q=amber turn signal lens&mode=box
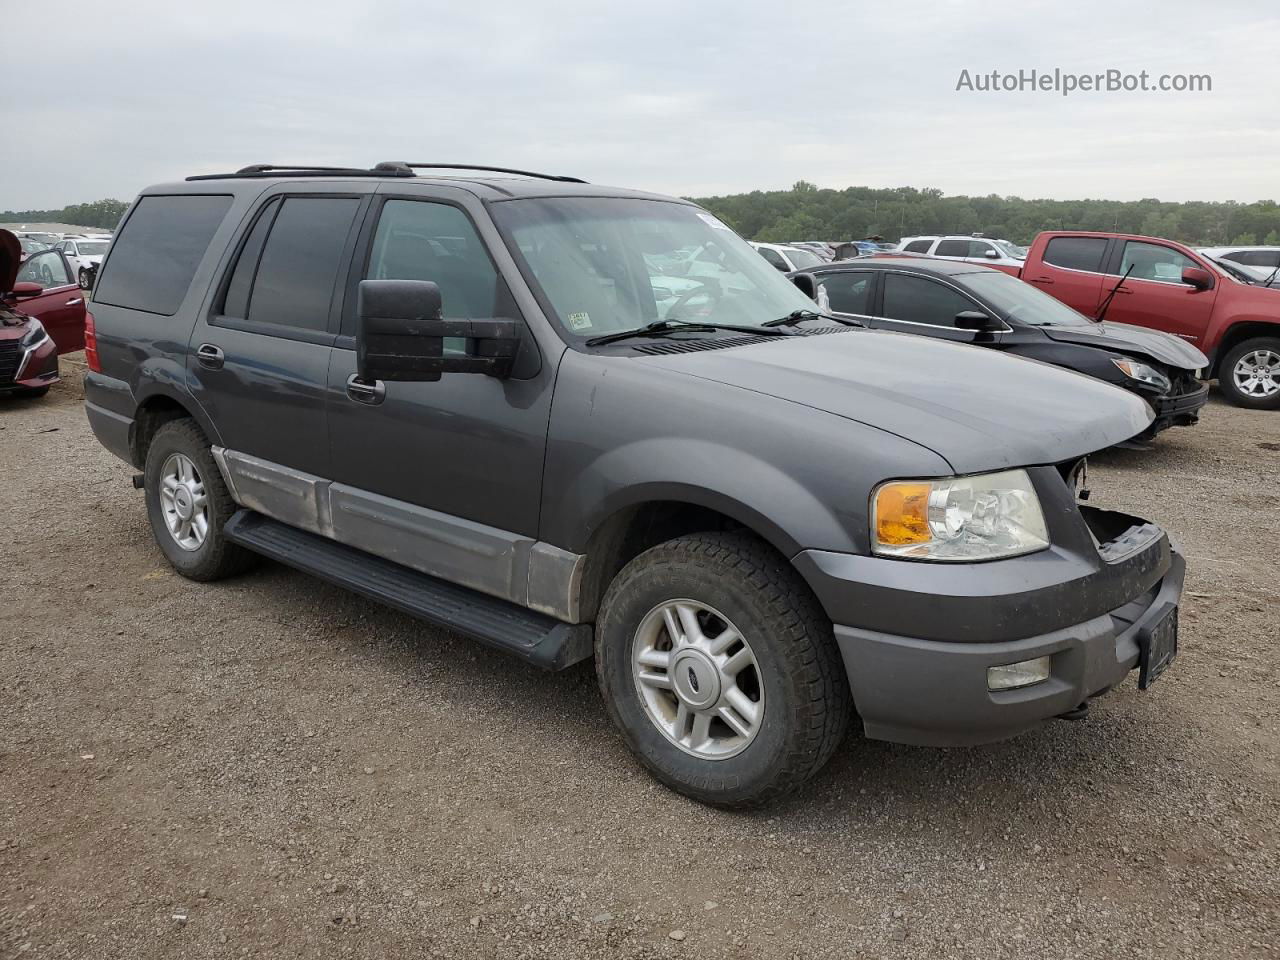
[874,482,932,546]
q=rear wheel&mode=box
[1219,337,1280,409]
[143,419,256,581]
[595,532,850,808]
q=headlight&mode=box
[1112,358,1171,392]
[872,469,1050,562]
[20,319,49,349]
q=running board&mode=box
[223,510,593,671]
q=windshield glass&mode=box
[963,270,1092,326]
[993,239,1028,260]
[77,241,109,255]
[492,198,816,338]
[783,247,823,269]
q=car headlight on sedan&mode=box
[20,319,49,350]
[872,469,1050,562]
[1112,358,1171,392]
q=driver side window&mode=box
[1120,241,1197,284]
[16,251,71,287]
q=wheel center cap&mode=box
[173,487,193,520]
[671,650,721,709]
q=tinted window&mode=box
[93,195,232,315]
[367,200,501,318]
[820,272,874,314]
[1228,250,1280,268]
[903,239,934,254]
[246,197,361,331]
[756,247,788,270]
[221,199,280,320]
[882,273,976,327]
[934,239,970,258]
[1120,241,1197,284]
[1043,236,1107,273]
[783,247,823,269]
[16,250,71,287]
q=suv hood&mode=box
[1040,321,1207,370]
[640,329,1153,474]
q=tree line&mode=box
[692,181,1280,247]
[0,199,129,231]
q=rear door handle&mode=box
[196,343,225,370]
[1027,277,1053,285]
[346,374,386,405]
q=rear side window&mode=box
[881,273,976,327]
[819,272,873,314]
[1043,236,1107,273]
[934,239,970,258]
[902,239,934,254]
[223,196,362,331]
[93,195,232,315]
[1228,250,1280,268]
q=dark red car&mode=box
[1,230,86,397]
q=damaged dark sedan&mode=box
[794,257,1209,445]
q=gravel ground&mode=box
[2,358,1278,960]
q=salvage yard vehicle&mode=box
[84,163,1184,807]
[54,236,111,289]
[0,232,70,397]
[794,257,1209,443]
[895,235,1026,274]
[750,241,825,272]
[1020,232,1280,408]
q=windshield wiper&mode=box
[1094,264,1136,324]
[585,319,795,347]
[762,309,863,329]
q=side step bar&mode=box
[224,510,593,671]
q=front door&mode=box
[186,189,370,480]
[871,270,994,345]
[14,250,85,352]
[1102,239,1218,346]
[326,191,555,543]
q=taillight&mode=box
[84,310,101,373]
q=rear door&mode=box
[1101,239,1218,344]
[13,250,85,352]
[1022,235,1110,316]
[186,186,371,479]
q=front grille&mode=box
[0,340,21,385]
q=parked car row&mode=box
[0,232,85,397]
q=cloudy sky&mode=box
[7,0,1279,210]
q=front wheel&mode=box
[595,532,850,808]
[78,267,90,289]
[1219,337,1280,409]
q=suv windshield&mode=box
[963,270,1092,327]
[993,239,1028,260]
[492,198,816,338]
[783,247,823,269]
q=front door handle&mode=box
[346,374,386,405]
[1027,277,1053,285]
[66,297,83,305]
[196,343,225,370]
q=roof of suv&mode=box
[150,162,687,205]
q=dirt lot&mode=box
[2,359,1277,960]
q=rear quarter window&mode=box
[93,195,233,315]
[903,239,934,254]
[1043,236,1108,273]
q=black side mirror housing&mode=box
[357,279,520,383]
[790,273,818,301]
[954,310,1003,332]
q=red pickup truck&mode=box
[1020,232,1280,409]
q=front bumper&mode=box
[0,337,59,393]
[1148,379,1210,431]
[832,548,1183,745]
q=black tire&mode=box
[78,268,89,289]
[1218,337,1280,410]
[595,532,850,808]
[143,419,257,581]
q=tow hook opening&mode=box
[131,474,145,489]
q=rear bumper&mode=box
[832,548,1184,746]
[84,370,135,464]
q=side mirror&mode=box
[1182,266,1213,291]
[954,310,1003,332]
[11,282,44,298]
[790,273,819,301]
[983,249,1000,259]
[356,279,520,383]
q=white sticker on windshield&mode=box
[568,312,592,331]
[696,212,732,231]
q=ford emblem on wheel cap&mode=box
[687,667,700,694]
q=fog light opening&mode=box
[987,656,1051,691]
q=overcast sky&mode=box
[7,0,1279,210]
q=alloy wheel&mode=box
[631,599,764,760]
[1233,348,1280,398]
[159,452,209,551]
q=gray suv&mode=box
[84,163,1183,807]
